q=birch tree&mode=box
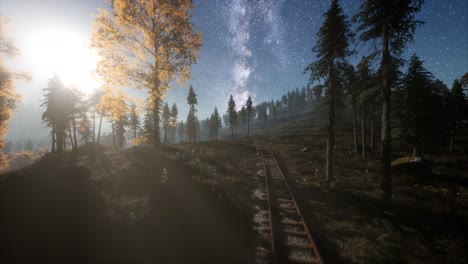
[91,0,201,149]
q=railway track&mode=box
[254,137,322,264]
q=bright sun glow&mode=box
[26,27,100,94]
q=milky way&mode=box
[1,0,467,121]
[178,0,467,120]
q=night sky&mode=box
[2,0,467,121]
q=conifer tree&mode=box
[162,102,171,144]
[355,55,377,158]
[448,79,465,151]
[129,104,140,140]
[186,85,198,143]
[227,95,237,140]
[354,0,424,202]
[397,54,433,156]
[239,106,247,135]
[209,107,221,140]
[41,75,75,153]
[304,0,354,185]
[170,103,178,143]
[246,96,253,136]
[177,121,185,143]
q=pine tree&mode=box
[355,55,378,158]
[186,85,198,143]
[209,107,221,140]
[239,106,247,135]
[354,0,424,202]
[170,103,178,143]
[41,75,75,153]
[397,54,433,156]
[177,121,185,143]
[448,79,465,151]
[129,104,140,140]
[246,96,253,136]
[271,101,278,119]
[227,95,237,140]
[304,0,354,185]
[312,84,324,101]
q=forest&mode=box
[0,0,467,263]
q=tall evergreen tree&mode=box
[448,79,465,151]
[41,75,76,153]
[355,55,378,158]
[227,95,237,140]
[209,107,221,140]
[177,121,185,143]
[170,103,178,143]
[186,85,198,143]
[129,104,140,140]
[239,106,247,135]
[354,0,424,202]
[397,54,433,156]
[304,0,354,185]
[246,96,253,136]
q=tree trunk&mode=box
[449,128,454,151]
[370,102,375,150]
[247,117,250,136]
[68,123,75,151]
[92,106,96,143]
[56,130,63,153]
[72,117,78,149]
[361,100,366,158]
[97,114,103,145]
[352,99,358,154]
[193,114,197,144]
[111,119,116,148]
[326,67,336,186]
[153,96,160,149]
[51,125,56,152]
[172,126,176,143]
[231,126,234,140]
[380,24,392,203]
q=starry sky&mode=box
[2,0,467,121]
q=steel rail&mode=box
[255,136,323,264]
